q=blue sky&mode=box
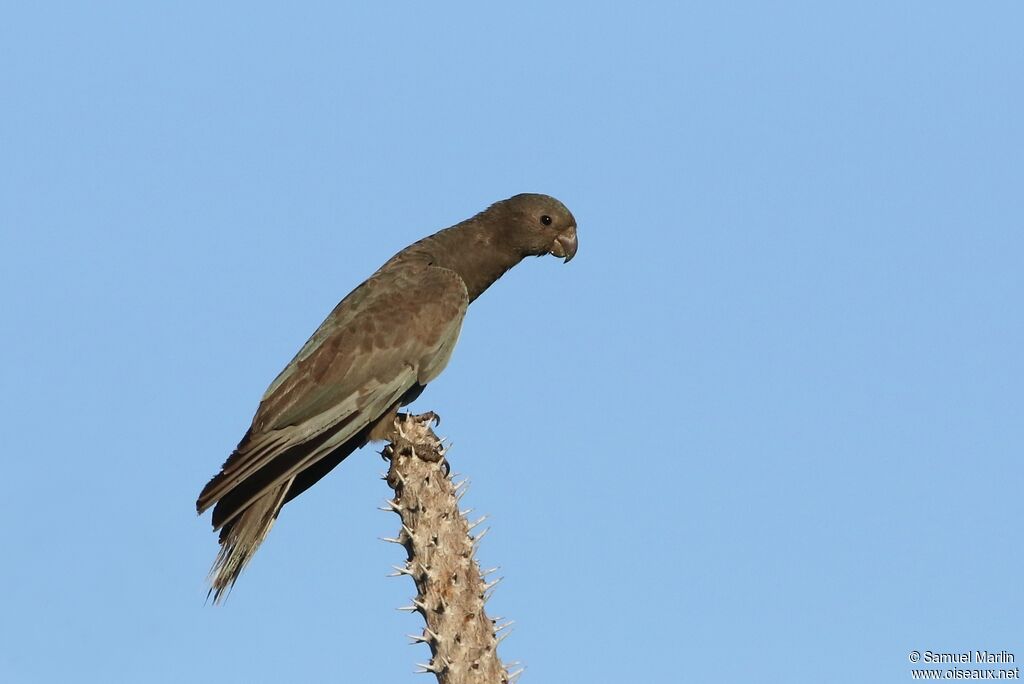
[2,3,1021,682]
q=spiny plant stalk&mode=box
[381,412,518,684]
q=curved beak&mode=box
[549,224,578,263]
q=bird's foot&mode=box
[398,410,441,428]
[388,411,445,466]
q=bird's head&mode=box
[496,193,578,263]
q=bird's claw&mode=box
[409,410,441,428]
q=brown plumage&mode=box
[197,193,578,602]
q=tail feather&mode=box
[207,478,294,604]
[198,431,368,603]
[198,402,407,602]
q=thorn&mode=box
[453,479,467,491]
[388,564,414,577]
[483,577,503,591]
[408,628,440,645]
[481,566,500,576]
[509,666,525,682]
[379,536,403,545]
[467,515,487,531]
[414,658,445,674]
[382,499,402,513]
[460,508,474,517]
[495,619,514,632]
[402,524,415,537]
[392,469,406,486]
[473,527,491,544]
[397,598,428,612]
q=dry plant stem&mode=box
[383,413,516,684]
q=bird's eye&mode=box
[540,215,553,226]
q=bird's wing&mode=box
[196,264,469,520]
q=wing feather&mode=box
[197,264,469,521]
